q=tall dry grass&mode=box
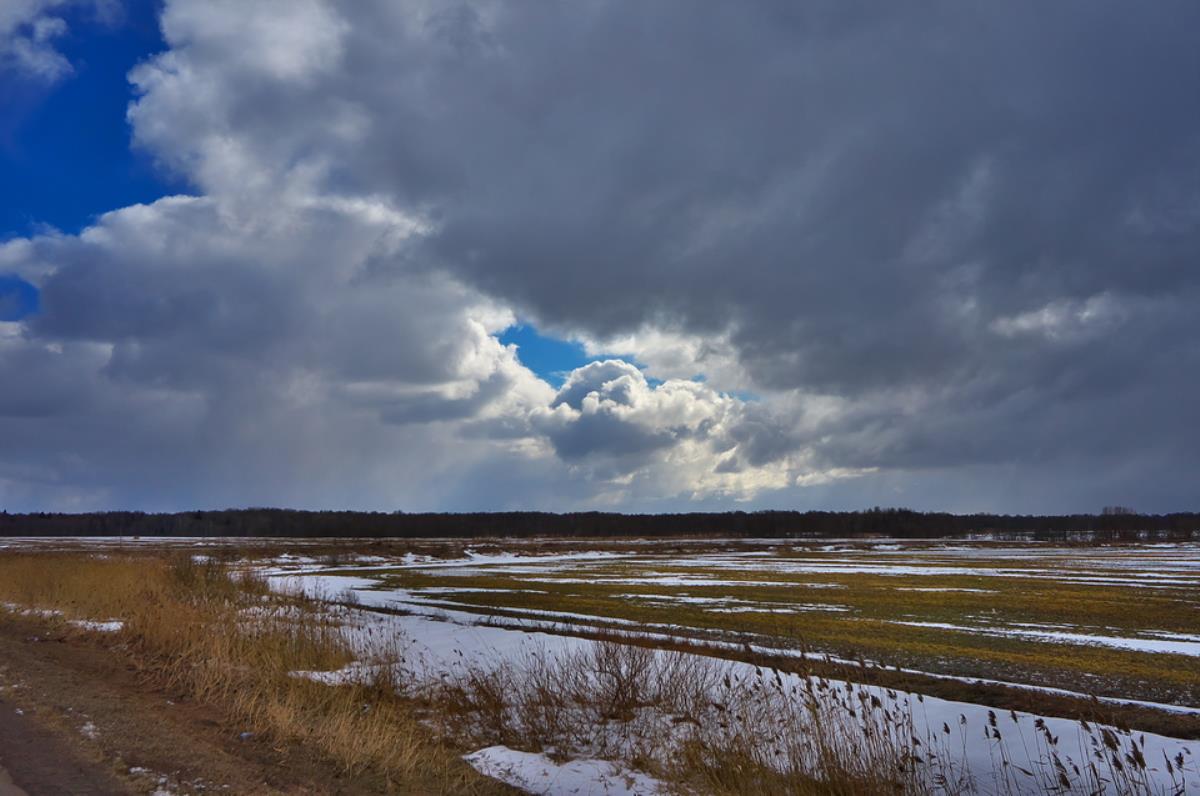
[426,640,964,794]
[422,635,1191,795]
[0,551,490,793]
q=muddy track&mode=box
[0,696,130,795]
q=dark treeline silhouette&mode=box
[1,508,1198,541]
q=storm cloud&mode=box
[1,0,1197,512]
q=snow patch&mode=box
[69,619,124,633]
[465,746,665,795]
[893,620,1200,657]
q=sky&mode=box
[0,1,1197,515]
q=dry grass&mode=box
[0,551,494,794]
[427,640,960,794]
[424,637,1193,795]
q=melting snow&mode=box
[69,619,124,633]
[465,746,665,795]
[893,620,1200,657]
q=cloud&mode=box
[1,1,72,81]
[542,360,723,464]
[3,0,1199,511]
[0,193,549,509]
[528,360,858,501]
[0,0,116,82]
[1,189,839,510]
[990,293,1128,343]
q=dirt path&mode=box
[0,763,29,796]
[0,694,129,795]
[0,766,29,796]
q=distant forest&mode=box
[1,508,1198,541]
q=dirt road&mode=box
[0,695,128,795]
[0,764,29,796]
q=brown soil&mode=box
[0,615,512,795]
[0,691,129,795]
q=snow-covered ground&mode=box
[465,747,665,796]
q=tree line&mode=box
[1,507,1197,540]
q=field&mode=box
[1,536,1197,794]
[302,539,1200,708]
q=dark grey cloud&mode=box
[136,3,1200,342]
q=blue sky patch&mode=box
[0,0,176,239]
[499,323,663,389]
[499,324,592,387]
